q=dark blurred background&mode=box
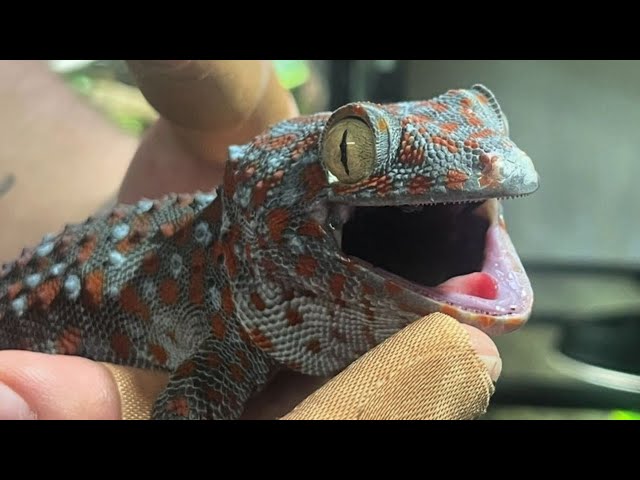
[47,60,640,419]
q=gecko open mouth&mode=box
[329,198,533,323]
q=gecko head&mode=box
[316,85,539,336]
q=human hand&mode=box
[0,60,501,419]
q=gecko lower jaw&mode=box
[331,197,534,331]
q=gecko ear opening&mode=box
[321,117,376,185]
[471,84,509,135]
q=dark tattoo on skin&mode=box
[0,174,15,198]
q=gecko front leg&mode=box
[152,321,277,420]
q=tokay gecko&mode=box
[0,85,539,419]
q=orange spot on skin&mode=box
[377,117,388,130]
[261,133,297,150]
[250,292,266,311]
[272,170,285,182]
[211,313,226,340]
[159,279,179,305]
[286,309,303,326]
[296,255,318,277]
[401,113,433,127]
[250,328,273,350]
[460,97,473,108]
[160,223,176,238]
[460,105,484,128]
[464,139,480,149]
[82,270,104,309]
[306,339,322,354]
[167,397,189,417]
[222,286,234,316]
[116,237,135,254]
[206,389,223,404]
[376,176,393,196]
[468,128,495,140]
[408,175,433,195]
[170,214,195,246]
[131,215,151,235]
[384,280,403,296]
[433,102,448,112]
[111,333,132,360]
[212,241,225,264]
[266,208,290,242]
[141,252,160,275]
[440,122,459,134]
[238,326,252,345]
[252,181,268,207]
[33,278,62,310]
[223,225,241,277]
[202,197,223,223]
[149,344,168,366]
[56,327,82,355]
[35,257,50,272]
[298,221,325,238]
[329,274,346,299]
[120,284,151,322]
[76,235,97,264]
[362,283,376,296]
[207,352,222,368]
[173,225,192,246]
[236,350,251,369]
[363,298,375,322]
[6,282,23,301]
[291,134,320,161]
[176,360,196,378]
[446,169,469,190]
[432,135,459,154]
[189,248,206,305]
[303,163,328,200]
[228,363,245,382]
[282,289,295,302]
[334,175,392,196]
[107,208,126,225]
[223,163,239,199]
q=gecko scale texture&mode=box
[0,85,539,419]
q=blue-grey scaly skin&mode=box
[0,85,538,419]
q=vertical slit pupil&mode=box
[339,129,350,175]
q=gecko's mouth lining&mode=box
[330,198,533,319]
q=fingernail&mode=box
[478,355,502,382]
[0,383,36,420]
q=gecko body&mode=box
[0,85,538,419]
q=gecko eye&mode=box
[321,117,376,184]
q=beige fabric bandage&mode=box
[102,313,495,420]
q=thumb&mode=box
[0,350,167,420]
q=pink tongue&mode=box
[436,272,499,300]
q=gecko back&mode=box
[0,191,221,370]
